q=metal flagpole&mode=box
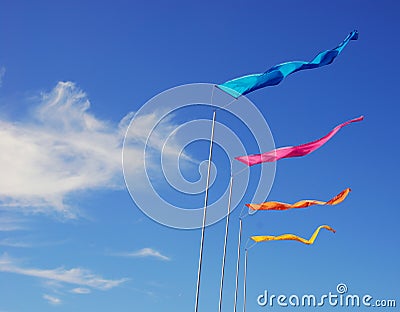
[233,218,243,312]
[218,176,234,312]
[194,109,217,312]
[243,249,248,312]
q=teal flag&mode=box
[217,31,358,98]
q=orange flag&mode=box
[251,225,336,245]
[246,188,350,211]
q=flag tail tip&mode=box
[351,30,359,40]
[351,116,364,122]
[325,225,337,233]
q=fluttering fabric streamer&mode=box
[236,116,363,166]
[251,225,336,245]
[246,188,351,211]
[217,31,358,98]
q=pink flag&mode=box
[236,116,364,166]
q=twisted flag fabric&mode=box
[251,225,336,245]
[236,116,363,166]
[246,188,350,211]
[217,31,358,98]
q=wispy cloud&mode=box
[0,236,64,248]
[0,81,187,217]
[0,67,5,87]
[115,248,171,261]
[0,81,126,216]
[70,287,91,294]
[0,238,32,248]
[43,294,62,305]
[0,215,27,232]
[0,253,128,290]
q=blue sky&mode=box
[0,0,399,311]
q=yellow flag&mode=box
[251,225,336,245]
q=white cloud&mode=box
[0,82,125,216]
[43,294,62,305]
[0,238,32,248]
[70,287,91,294]
[0,67,5,87]
[116,248,171,261]
[0,81,187,217]
[0,253,128,290]
[0,215,27,232]
[124,112,190,161]
[0,236,66,248]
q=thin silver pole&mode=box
[233,218,243,312]
[194,109,217,312]
[218,176,234,312]
[243,249,248,312]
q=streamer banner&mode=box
[217,31,358,98]
[236,116,363,166]
[251,225,336,245]
[246,188,351,211]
